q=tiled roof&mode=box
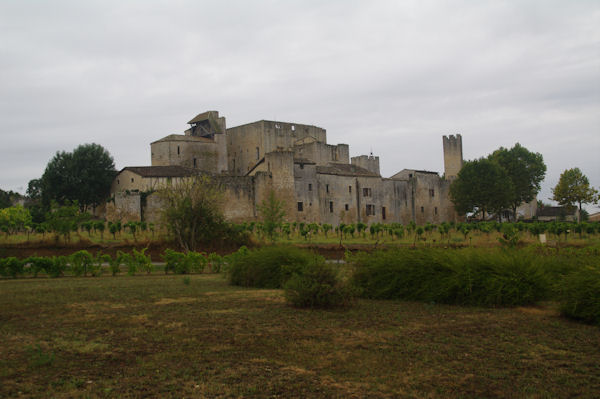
[121,166,197,178]
[537,206,577,217]
[151,134,214,144]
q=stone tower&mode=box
[442,134,463,180]
[351,154,380,176]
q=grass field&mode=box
[1,273,599,398]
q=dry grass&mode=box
[1,274,599,398]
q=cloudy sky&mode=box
[1,0,599,210]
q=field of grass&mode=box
[1,273,599,398]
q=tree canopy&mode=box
[158,175,226,252]
[257,190,286,242]
[449,158,513,220]
[40,143,116,211]
[490,143,546,220]
[551,168,598,219]
[0,189,23,209]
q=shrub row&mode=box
[227,245,353,308]
[348,247,600,325]
[0,248,225,278]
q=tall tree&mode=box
[551,168,598,221]
[490,143,546,221]
[40,143,116,211]
[450,158,513,220]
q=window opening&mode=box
[345,204,349,211]
[329,201,334,213]
[421,206,424,213]
[382,207,386,220]
[297,202,304,212]
[308,183,312,191]
[366,204,375,216]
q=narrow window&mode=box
[326,184,329,193]
[256,147,260,160]
[421,206,424,213]
[233,159,236,170]
[435,207,438,215]
[308,183,312,191]
[297,202,303,212]
[366,204,375,216]
[177,146,180,155]
[329,201,334,213]
[345,204,349,211]
[300,163,304,169]
[349,185,352,193]
[131,178,134,183]
[430,189,435,197]
[117,179,120,185]
[193,158,197,168]
[382,207,386,220]
[362,188,372,197]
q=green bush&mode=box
[284,260,354,308]
[47,256,68,278]
[133,248,153,274]
[187,251,206,273]
[0,257,25,278]
[228,246,323,288]
[162,249,186,274]
[26,256,54,277]
[350,248,549,307]
[559,267,600,325]
[70,250,93,277]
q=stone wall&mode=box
[351,155,380,176]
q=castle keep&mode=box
[109,111,463,225]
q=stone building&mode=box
[109,110,463,225]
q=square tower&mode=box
[442,134,463,180]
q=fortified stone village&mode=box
[108,110,531,225]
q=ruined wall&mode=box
[293,142,350,166]
[226,121,327,175]
[151,139,224,173]
[443,134,463,180]
[219,176,256,222]
[107,192,141,222]
[351,155,380,176]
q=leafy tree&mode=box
[0,189,23,209]
[158,174,226,252]
[0,205,32,235]
[40,143,116,211]
[257,190,286,242]
[490,143,546,221]
[450,158,513,220]
[552,168,599,221]
[45,201,89,243]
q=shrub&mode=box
[187,251,206,273]
[107,253,123,276]
[26,256,54,277]
[559,267,600,325]
[0,257,25,278]
[47,256,68,278]
[350,248,549,307]
[228,246,323,288]
[70,250,93,277]
[162,249,186,274]
[284,260,354,308]
[133,248,153,274]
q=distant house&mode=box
[588,212,600,222]
[536,206,579,222]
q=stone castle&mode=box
[108,111,463,225]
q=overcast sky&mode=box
[1,0,599,211]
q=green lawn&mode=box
[1,274,598,398]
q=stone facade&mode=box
[110,110,464,225]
